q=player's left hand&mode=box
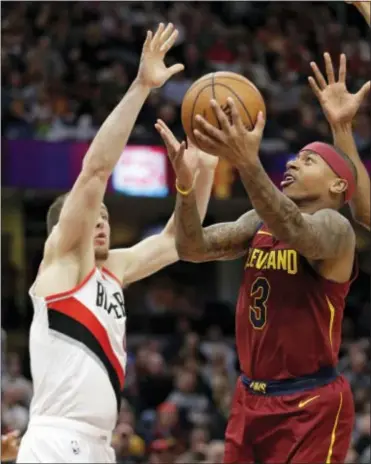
[1,430,20,462]
[193,98,265,168]
[155,119,216,191]
[136,23,184,89]
[309,53,370,127]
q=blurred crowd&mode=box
[2,2,371,158]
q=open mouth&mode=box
[280,173,296,188]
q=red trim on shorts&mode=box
[45,268,96,303]
[102,267,122,287]
[47,297,125,389]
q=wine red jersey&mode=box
[236,223,356,380]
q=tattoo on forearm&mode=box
[175,193,260,262]
[175,191,205,258]
[238,162,353,260]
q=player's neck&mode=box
[295,198,332,214]
[95,260,105,270]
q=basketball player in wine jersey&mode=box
[16,23,217,464]
[166,65,369,463]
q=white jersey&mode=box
[28,267,127,433]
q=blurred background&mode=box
[1,2,370,463]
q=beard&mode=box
[95,246,109,261]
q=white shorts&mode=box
[16,416,116,463]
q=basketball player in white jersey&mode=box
[17,23,217,463]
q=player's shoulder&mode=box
[304,208,353,232]
[305,209,356,259]
[34,228,94,295]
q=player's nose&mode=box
[286,159,299,170]
[96,218,104,229]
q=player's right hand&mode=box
[308,52,370,127]
[136,23,184,89]
[194,98,265,168]
[1,430,20,462]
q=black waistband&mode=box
[241,366,338,396]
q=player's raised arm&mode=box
[346,0,371,25]
[165,124,261,263]
[107,122,218,284]
[309,53,370,230]
[176,206,261,263]
[49,23,184,255]
[194,98,356,263]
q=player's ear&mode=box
[329,178,348,195]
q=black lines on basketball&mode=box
[211,73,216,101]
[190,83,213,138]
[214,83,254,130]
[215,75,261,93]
[181,72,266,151]
[211,73,222,130]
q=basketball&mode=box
[181,72,266,151]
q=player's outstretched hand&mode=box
[309,53,370,127]
[155,119,196,190]
[1,430,20,462]
[155,120,217,191]
[136,23,184,89]
[193,98,265,168]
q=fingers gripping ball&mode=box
[181,72,266,152]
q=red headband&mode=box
[300,141,355,203]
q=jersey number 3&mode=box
[249,277,271,330]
